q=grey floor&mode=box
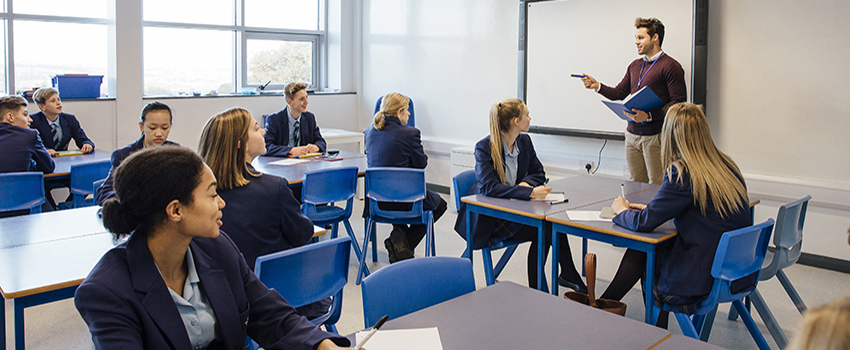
[14,192,850,349]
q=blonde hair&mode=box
[661,102,748,218]
[488,99,526,184]
[198,107,260,190]
[786,296,850,350]
[373,93,409,130]
[284,82,308,100]
[32,87,59,105]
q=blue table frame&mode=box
[44,150,111,180]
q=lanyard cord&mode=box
[637,52,664,87]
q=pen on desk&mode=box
[354,315,389,350]
[571,74,586,78]
[621,183,626,198]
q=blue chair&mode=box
[374,94,415,128]
[300,166,366,275]
[0,172,45,215]
[93,179,106,196]
[454,170,524,286]
[357,168,435,285]
[725,195,811,348]
[68,160,111,208]
[253,236,351,334]
[652,219,775,350]
[361,256,474,327]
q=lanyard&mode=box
[637,52,664,87]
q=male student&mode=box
[264,82,327,157]
[580,17,686,185]
[29,87,95,157]
[0,95,54,217]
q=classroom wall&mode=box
[357,0,850,261]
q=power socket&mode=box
[579,160,595,174]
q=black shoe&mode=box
[558,276,588,294]
[389,228,414,262]
[384,238,398,263]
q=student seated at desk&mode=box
[364,93,448,263]
[600,102,751,329]
[96,101,178,205]
[263,82,326,157]
[199,107,329,320]
[75,146,352,350]
[453,98,585,292]
[0,95,55,217]
[29,87,95,156]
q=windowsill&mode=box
[142,90,356,99]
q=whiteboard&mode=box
[525,0,693,134]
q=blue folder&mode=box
[601,86,664,121]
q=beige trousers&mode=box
[625,131,663,185]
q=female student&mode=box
[364,93,448,263]
[198,108,328,319]
[96,101,178,205]
[75,146,352,350]
[599,102,751,328]
[786,296,850,350]
[453,98,585,291]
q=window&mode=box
[143,0,325,96]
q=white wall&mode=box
[358,0,850,261]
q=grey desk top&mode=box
[0,206,104,249]
[378,281,670,350]
[652,334,727,349]
[46,149,111,178]
[251,150,367,185]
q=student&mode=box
[0,95,55,217]
[29,87,95,156]
[453,98,585,291]
[95,101,178,205]
[264,82,326,157]
[785,296,850,350]
[580,17,687,185]
[198,107,329,320]
[74,146,351,350]
[599,102,750,328]
[364,93,448,263]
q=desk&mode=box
[373,281,671,349]
[651,334,727,349]
[251,150,367,186]
[321,128,365,154]
[44,150,111,179]
[0,206,114,350]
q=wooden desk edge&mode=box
[547,216,677,244]
[460,197,546,220]
[646,334,673,350]
[1,278,85,300]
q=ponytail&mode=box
[373,93,409,130]
[488,99,526,184]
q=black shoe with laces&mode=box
[384,238,398,263]
[388,227,414,262]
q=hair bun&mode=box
[101,198,138,238]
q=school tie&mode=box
[51,123,60,146]
[293,121,300,146]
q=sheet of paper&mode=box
[267,158,310,166]
[567,210,612,222]
[355,327,443,350]
[531,192,567,203]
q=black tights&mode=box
[510,228,583,290]
[601,249,669,329]
[393,198,448,249]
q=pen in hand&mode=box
[354,315,389,350]
[621,183,626,198]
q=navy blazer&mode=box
[364,116,442,212]
[29,111,95,151]
[613,167,752,297]
[453,134,546,249]
[95,136,179,205]
[263,106,326,157]
[218,164,315,270]
[75,231,348,350]
[0,122,54,174]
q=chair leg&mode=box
[425,211,434,257]
[696,305,718,342]
[461,247,470,259]
[357,220,374,285]
[732,299,772,350]
[482,248,496,286]
[674,312,700,339]
[343,219,368,278]
[581,238,588,277]
[750,288,789,349]
[728,302,740,320]
[331,222,339,239]
[493,245,518,280]
[776,269,808,313]
[371,222,378,262]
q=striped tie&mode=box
[51,123,60,146]
[293,121,300,146]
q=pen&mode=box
[544,178,550,185]
[354,315,389,350]
[571,74,586,78]
[621,183,626,198]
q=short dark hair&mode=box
[101,146,205,239]
[284,82,308,100]
[139,101,173,123]
[0,95,27,118]
[635,17,665,47]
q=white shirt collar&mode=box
[644,50,664,62]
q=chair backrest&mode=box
[361,256,475,327]
[703,219,774,312]
[452,169,476,210]
[0,172,45,214]
[70,160,112,196]
[302,166,358,205]
[364,168,426,220]
[374,94,415,128]
[254,236,351,325]
[772,195,811,265]
[93,178,106,195]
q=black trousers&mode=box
[393,197,448,249]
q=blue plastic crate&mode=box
[52,75,103,99]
